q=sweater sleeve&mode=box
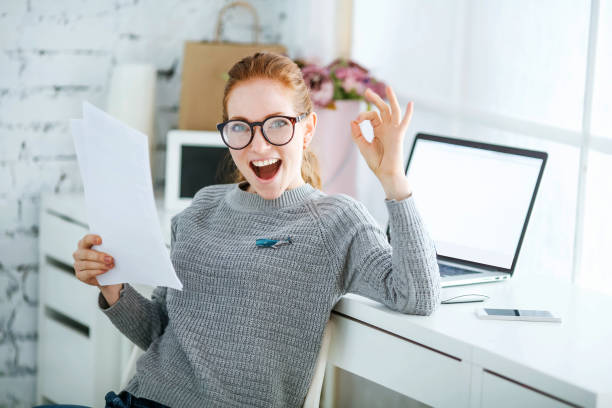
[96,213,179,350]
[321,195,441,315]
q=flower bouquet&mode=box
[296,58,387,110]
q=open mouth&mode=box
[250,158,282,181]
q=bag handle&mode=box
[214,1,261,43]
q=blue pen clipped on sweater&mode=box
[256,237,293,249]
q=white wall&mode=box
[0,1,292,406]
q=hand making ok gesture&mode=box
[350,85,413,201]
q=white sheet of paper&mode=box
[70,101,183,290]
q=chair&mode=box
[120,318,335,408]
[303,318,335,408]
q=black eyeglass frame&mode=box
[216,113,308,150]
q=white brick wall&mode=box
[0,1,294,406]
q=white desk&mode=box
[38,192,612,407]
[323,272,612,408]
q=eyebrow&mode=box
[229,112,287,121]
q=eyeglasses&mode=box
[216,113,308,150]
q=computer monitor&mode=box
[402,133,547,274]
[164,130,231,212]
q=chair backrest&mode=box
[120,344,142,390]
[121,318,336,407]
[303,318,335,408]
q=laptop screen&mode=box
[405,134,547,272]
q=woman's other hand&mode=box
[350,85,413,201]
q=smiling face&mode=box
[226,78,316,200]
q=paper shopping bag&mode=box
[178,1,287,130]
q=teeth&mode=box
[252,158,279,167]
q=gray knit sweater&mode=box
[98,181,441,407]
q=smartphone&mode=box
[475,308,562,323]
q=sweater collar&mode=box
[226,181,317,211]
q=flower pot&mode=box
[311,100,367,198]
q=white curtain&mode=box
[284,0,342,63]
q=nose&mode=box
[249,125,270,152]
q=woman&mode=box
[71,52,440,408]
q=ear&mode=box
[302,112,317,150]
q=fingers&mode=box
[364,84,413,130]
[73,234,114,286]
[74,234,113,263]
[350,120,375,164]
[364,88,391,121]
[76,260,112,272]
[75,262,111,286]
[78,234,102,249]
[74,256,114,274]
[74,256,113,281]
[399,101,415,130]
[73,255,114,281]
[385,85,401,124]
[355,110,382,128]
[83,275,102,287]
[73,248,114,264]
[350,120,367,146]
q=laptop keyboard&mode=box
[439,264,480,277]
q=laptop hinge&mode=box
[438,259,508,274]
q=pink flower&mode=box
[301,64,329,79]
[335,66,370,95]
[334,66,368,81]
[364,79,387,99]
[327,58,369,75]
[301,64,334,108]
[342,75,367,95]
[311,81,334,107]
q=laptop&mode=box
[390,133,547,287]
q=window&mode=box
[352,0,611,294]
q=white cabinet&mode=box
[40,312,93,404]
[36,193,126,407]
